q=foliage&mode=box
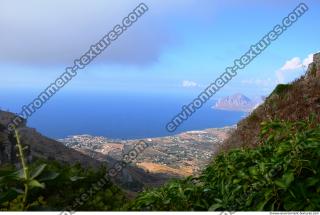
[0,129,127,211]
[2,119,320,211]
[128,118,320,211]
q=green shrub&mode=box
[0,129,127,211]
[128,118,320,211]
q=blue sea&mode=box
[0,90,245,140]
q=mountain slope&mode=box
[221,75,320,153]
[220,53,320,152]
[128,119,320,211]
[0,110,102,168]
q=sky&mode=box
[0,0,319,98]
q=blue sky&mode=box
[0,0,319,98]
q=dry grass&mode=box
[136,162,193,177]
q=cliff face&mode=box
[0,110,102,168]
[306,52,320,79]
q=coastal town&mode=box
[59,126,235,177]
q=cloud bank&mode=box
[0,0,293,67]
[0,0,220,67]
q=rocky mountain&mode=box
[212,93,264,112]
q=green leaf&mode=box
[283,172,294,187]
[208,203,222,211]
[70,176,86,182]
[38,171,60,182]
[0,170,22,184]
[163,199,171,205]
[28,179,45,189]
[275,172,294,189]
[275,180,286,189]
[249,167,259,176]
[30,164,47,180]
[256,196,271,211]
[305,177,319,187]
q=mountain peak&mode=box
[213,94,262,112]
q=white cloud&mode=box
[303,54,313,67]
[280,57,302,70]
[276,53,316,83]
[182,80,198,88]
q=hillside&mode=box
[0,110,102,168]
[221,58,320,153]
[129,119,320,210]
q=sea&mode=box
[0,90,245,140]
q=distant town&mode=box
[59,126,235,177]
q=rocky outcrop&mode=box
[306,52,320,79]
[212,94,264,112]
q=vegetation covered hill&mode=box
[222,75,320,152]
[128,118,320,210]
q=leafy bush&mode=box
[0,129,127,211]
[128,118,320,211]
